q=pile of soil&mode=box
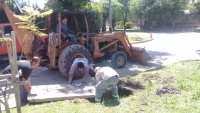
[101,80,145,101]
[156,85,180,96]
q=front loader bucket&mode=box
[131,47,152,62]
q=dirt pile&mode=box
[156,85,180,96]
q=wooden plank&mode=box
[84,15,89,33]
[0,81,28,87]
[11,31,21,113]
[6,41,14,113]
[28,84,95,103]
[58,13,61,48]
[0,74,12,80]
[0,103,2,113]
[0,70,22,80]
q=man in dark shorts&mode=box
[1,56,41,106]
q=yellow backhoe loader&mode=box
[0,0,151,77]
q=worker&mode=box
[68,58,95,84]
[1,56,41,106]
[94,66,120,103]
[56,16,77,42]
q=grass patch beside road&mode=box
[127,33,151,43]
[6,61,200,113]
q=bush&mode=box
[125,21,132,29]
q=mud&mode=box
[156,85,180,96]
[101,80,145,101]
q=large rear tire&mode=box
[58,44,92,77]
[111,51,127,69]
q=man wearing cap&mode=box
[94,66,120,103]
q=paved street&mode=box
[131,32,200,65]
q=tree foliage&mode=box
[14,6,53,41]
[190,0,200,19]
[118,0,129,30]
[129,0,188,27]
[44,0,90,11]
[0,37,12,42]
[100,0,122,31]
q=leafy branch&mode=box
[13,6,53,38]
[0,37,12,42]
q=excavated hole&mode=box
[101,80,145,101]
[156,85,180,96]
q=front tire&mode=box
[111,51,127,69]
[58,44,92,77]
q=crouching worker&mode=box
[1,56,40,106]
[68,58,96,84]
[94,66,120,103]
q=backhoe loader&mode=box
[0,0,152,77]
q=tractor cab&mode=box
[43,10,96,48]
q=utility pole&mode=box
[109,0,112,32]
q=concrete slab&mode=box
[26,60,160,103]
[28,84,95,103]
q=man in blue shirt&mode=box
[68,58,96,84]
[56,17,76,42]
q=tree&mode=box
[111,1,123,30]
[14,6,53,41]
[118,0,130,31]
[100,0,122,32]
[85,2,103,32]
[190,0,200,19]
[44,0,64,10]
[44,0,91,11]
[132,0,189,28]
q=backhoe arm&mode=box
[0,0,34,60]
[96,32,133,58]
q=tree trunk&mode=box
[140,20,142,29]
[123,20,126,31]
[112,24,115,30]
[102,15,109,32]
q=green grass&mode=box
[127,33,151,43]
[5,61,200,113]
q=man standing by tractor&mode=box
[1,56,41,106]
[94,66,120,103]
[56,16,77,42]
[68,58,96,84]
